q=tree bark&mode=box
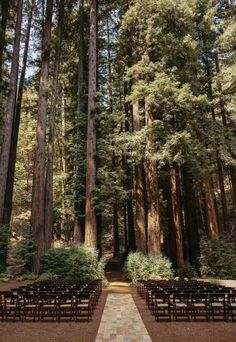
[84,0,97,248]
[0,0,23,224]
[31,0,53,273]
[2,2,34,226]
[44,0,64,250]
[0,0,10,82]
[145,106,161,255]
[182,166,201,269]
[160,170,177,268]
[133,101,147,253]
[170,163,184,269]
[202,177,219,239]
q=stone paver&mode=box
[95,294,152,342]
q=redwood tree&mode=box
[31,0,53,273]
[84,0,97,248]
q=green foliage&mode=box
[0,225,10,272]
[124,252,173,286]
[177,262,198,279]
[16,273,38,281]
[42,245,108,285]
[12,225,36,272]
[199,239,236,280]
[0,271,14,282]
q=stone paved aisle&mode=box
[95,293,152,342]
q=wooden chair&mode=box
[22,294,40,321]
[173,294,191,321]
[57,294,74,321]
[40,295,58,321]
[4,294,21,321]
[154,294,171,321]
[227,294,236,321]
[0,294,4,321]
[75,293,92,322]
[191,293,209,320]
[209,293,226,321]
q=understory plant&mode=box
[124,252,173,286]
[199,238,236,279]
[42,244,108,285]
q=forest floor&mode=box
[1,269,236,342]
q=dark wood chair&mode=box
[22,294,40,321]
[57,294,74,321]
[75,293,92,322]
[40,295,58,321]
[154,294,171,321]
[0,294,4,321]
[209,293,227,321]
[227,293,236,321]
[191,293,209,320]
[173,294,191,321]
[4,294,21,321]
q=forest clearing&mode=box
[0,0,236,341]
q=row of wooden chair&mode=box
[0,279,102,322]
[138,280,236,321]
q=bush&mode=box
[177,262,198,279]
[12,225,36,272]
[42,244,108,285]
[124,252,173,286]
[199,238,236,279]
[0,225,10,272]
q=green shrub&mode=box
[0,224,10,272]
[177,262,198,279]
[0,271,14,282]
[42,248,70,278]
[16,273,39,281]
[12,225,36,272]
[124,252,173,286]
[42,244,108,285]
[199,238,236,279]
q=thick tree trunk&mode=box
[202,177,219,239]
[0,0,9,81]
[113,203,120,257]
[204,54,228,232]
[133,101,147,253]
[145,107,161,255]
[0,0,23,224]
[182,166,201,269]
[170,163,184,269]
[31,0,53,273]
[2,2,34,226]
[84,0,97,248]
[160,170,177,268]
[44,0,64,250]
[74,0,87,244]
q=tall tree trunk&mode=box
[0,0,23,224]
[170,163,184,269]
[182,166,201,269]
[113,203,120,256]
[31,0,53,273]
[202,177,219,239]
[84,0,97,248]
[160,170,177,268]
[0,0,10,82]
[204,53,228,232]
[145,106,161,255]
[44,0,64,250]
[2,2,34,226]
[133,101,147,253]
[74,0,87,243]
